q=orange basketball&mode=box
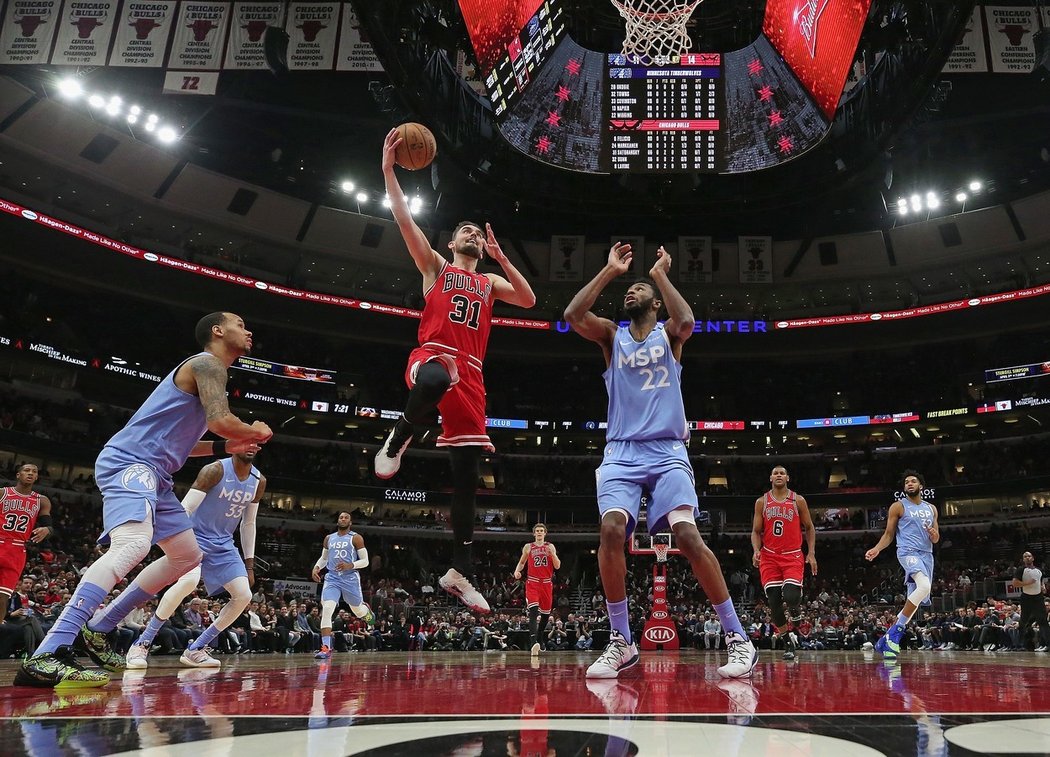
[394,122,437,170]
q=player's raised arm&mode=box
[865,501,903,561]
[382,128,444,284]
[563,242,632,362]
[484,223,536,309]
[187,353,273,449]
[649,247,695,353]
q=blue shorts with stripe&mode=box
[96,448,192,545]
[596,438,698,535]
[197,533,248,596]
[322,572,363,607]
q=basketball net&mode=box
[653,541,670,563]
[610,0,703,64]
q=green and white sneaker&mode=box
[79,627,127,672]
[14,645,110,688]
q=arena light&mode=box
[968,180,982,192]
[955,192,967,202]
[381,195,392,208]
[909,194,922,212]
[146,113,159,124]
[157,126,178,144]
[126,114,138,125]
[410,196,423,214]
[88,94,105,109]
[104,101,121,116]
[57,78,83,99]
[355,192,368,203]
[341,180,355,193]
[129,105,142,116]
[144,121,156,132]
[926,192,940,210]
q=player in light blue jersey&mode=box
[565,242,757,680]
[16,313,272,689]
[865,470,940,659]
[125,451,266,669]
[311,512,375,659]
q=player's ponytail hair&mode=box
[901,469,925,488]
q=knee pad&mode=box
[321,600,338,627]
[908,572,931,605]
[765,585,787,625]
[528,605,539,621]
[782,584,802,609]
[106,523,154,580]
[415,361,451,398]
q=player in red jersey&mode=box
[513,523,561,656]
[751,465,816,660]
[376,128,536,614]
[0,464,53,623]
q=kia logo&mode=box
[652,610,668,620]
[644,627,675,643]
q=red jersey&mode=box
[0,487,42,547]
[419,262,494,370]
[762,489,802,554]
[526,542,554,582]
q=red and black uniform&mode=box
[524,542,555,615]
[406,262,494,450]
[0,487,42,595]
[759,489,804,590]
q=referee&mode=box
[1013,551,1050,651]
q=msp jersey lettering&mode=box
[418,262,493,367]
[763,490,801,553]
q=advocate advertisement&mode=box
[762,0,875,119]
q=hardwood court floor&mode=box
[1,649,1049,755]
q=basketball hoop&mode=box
[609,0,703,64]
[653,541,670,563]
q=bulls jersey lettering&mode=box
[763,490,802,553]
[419,262,493,367]
[528,543,554,581]
[0,488,41,544]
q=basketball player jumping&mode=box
[565,242,758,679]
[312,511,375,660]
[751,465,817,660]
[125,450,266,669]
[16,313,272,687]
[865,470,939,660]
[0,464,53,624]
[513,523,561,656]
[375,128,536,614]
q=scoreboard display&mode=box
[602,53,726,172]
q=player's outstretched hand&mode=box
[608,242,632,275]
[382,128,402,173]
[807,554,818,576]
[226,440,261,455]
[30,526,50,543]
[649,246,671,277]
[864,548,878,562]
[485,223,508,265]
[250,421,274,443]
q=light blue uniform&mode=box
[322,530,363,606]
[95,353,209,544]
[896,498,936,604]
[597,323,697,535]
[192,457,260,595]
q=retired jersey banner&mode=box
[50,0,116,65]
[335,3,380,71]
[168,0,229,69]
[677,236,713,283]
[944,6,988,73]
[223,1,281,69]
[108,0,176,67]
[548,235,585,282]
[738,236,773,284]
[987,5,1038,73]
[0,0,62,64]
[286,1,338,70]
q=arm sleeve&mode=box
[351,548,369,570]
[239,503,259,559]
[314,548,329,571]
[181,489,207,516]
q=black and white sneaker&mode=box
[586,631,639,679]
[375,421,413,480]
[718,632,758,678]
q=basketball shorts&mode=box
[96,449,192,545]
[196,534,247,596]
[759,549,804,590]
[898,551,934,605]
[322,573,363,607]
[0,546,27,595]
[406,346,493,451]
[596,439,698,535]
[525,579,553,615]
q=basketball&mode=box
[394,122,437,170]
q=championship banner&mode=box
[986,5,1037,73]
[0,0,62,64]
[677,236,712,283]
[108,0,176,67]
[335,3,380,72]
[223,1,282,69]
[611,235,643,275]
[168,0,230,69]
[233,356,336,383]
[286,1,339,70]
[548,234,585,282]
[944,6,988,73]
[738,236,773,284]
[454,49,486,95]
[50,0,116,65]
[273,579,318,599]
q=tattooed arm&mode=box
[181,353,272,455]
